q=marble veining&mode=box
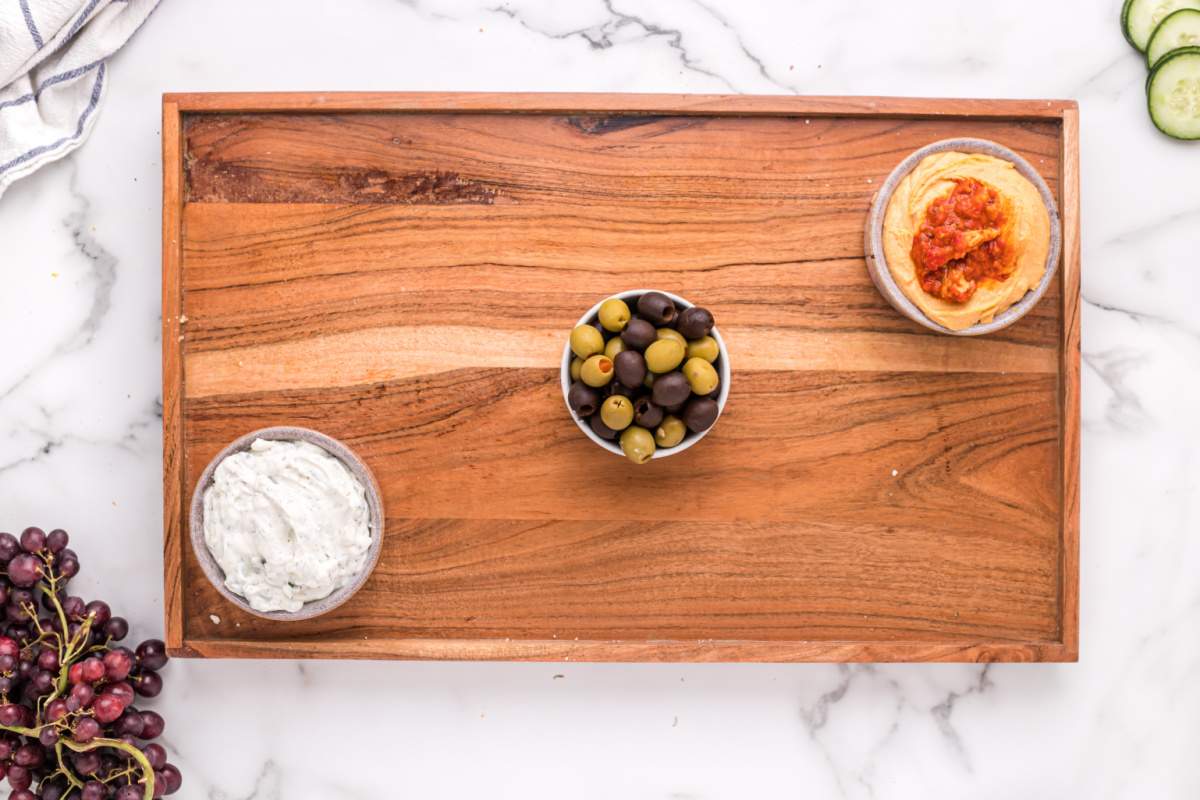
[0,0,1197,797]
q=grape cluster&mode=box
[0,528,180,800]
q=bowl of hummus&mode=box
[865,138,1061,335]
[189,427,385,622]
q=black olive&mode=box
[651,372,691,407]
[621,318,656,351]
[613,350,647,388]
[682,397,719,433]
[637,292,677,326]
[675,307,714,339]
[567,381,600,417]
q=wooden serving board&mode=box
[162,93,1079,662]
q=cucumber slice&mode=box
[1147,8,1200,65]
[1123,0,1200,51]
[1147,46,1200,139]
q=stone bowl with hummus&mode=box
[865,138,1061,335]
[188,426,385,622]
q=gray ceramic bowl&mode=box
[189,426,385,622]
[561,289,731,460]
[865,137,1062,336]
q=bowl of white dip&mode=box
[188,427,384,621]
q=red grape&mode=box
[80,782,105,800]
[0,636,18,658]
[45,529,69,553]
[103,681,135,707]
[6,555,40,587]
[10,789,36,800]
[134,640,168,671]
[133,670,162,698]
[40,781,67,800]
[103,649,133,681]
[19,528,46,553]
[73,717,100,742]
[104,616,129,641]
[57,555,79,579]
[36,649,58,671]
[67,683,94,712]
[92,694,124,724]
[115,786,142,800]
[0,703,24,725]
[30,670,53,693]
[38,726,59,747]
[84,601,110,626]
[79,657,105,683]
[160,764,182,795]
[0,535,18,562]
[6,764,31,790]
[62,596,85,620]
[45,699,67,722]
[13,743,42,767]
[72,751,101,776]
[113,710,145,738]
[142,743,167,770]
[138,710,165,739]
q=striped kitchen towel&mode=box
[0,0,159,199]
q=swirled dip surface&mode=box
[202,438,371,613]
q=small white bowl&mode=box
[865,137,1062,336]
[189,426,385,622]
[560,289,731,459]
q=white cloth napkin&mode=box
[0,0,158,199]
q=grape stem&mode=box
[52,739,86,791]
[30,576,88,712]
[61,735,155,800]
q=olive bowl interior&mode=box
[187,426,385,622]
[560,289,731,460]
[864,137,1063,337]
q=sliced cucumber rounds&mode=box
[1124,0,1200,52]
[1122,1,1200,139]
[1148,47,1200,139]
[1147,8,1200,66]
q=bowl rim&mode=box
[187,426,385,622]
[865,137,1063,336]
[560,289,731,459]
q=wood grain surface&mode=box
[162,93,1080,662]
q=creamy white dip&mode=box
[202,438,372,613]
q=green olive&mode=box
[682,357,719,395]
[654,415,686,448]
[597,298,632,332]
[620,426,656,464]
[686,335,720,363]
[644,339,685,373]
[656,327,686,347]
[580,355,614,387]
[569,357,584,381]
[643,371,656,389]
[600,395,635,431]
[604,336,627,359]
[570,325,605,359]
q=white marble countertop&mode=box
[2,1,1197,797]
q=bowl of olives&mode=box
[562,289,730,464]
